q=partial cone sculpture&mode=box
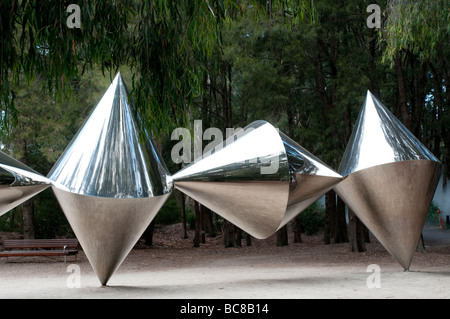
[173,120,342,239]
[334,91,441,270]
[48,73,172,285]
[0,151,50,217]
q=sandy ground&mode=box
[0,224,449,300]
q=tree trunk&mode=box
[176,163,188,239]
[348,209,366,252]
[181,192,188,239]
[143,220,155,246]
[223,220,238,248]
[245,233,252,246]
[20,140,35,239]
[412,61,428,137]
[363,225,371,243]
[228,64,233,127]
[266,0,272,20]
[293,216,302,243]
[416,233,426,253]
[368,30,380,98]
[175,189,188,239]
[236,228,242,247]
[323,190,336,244]
[22,199,35,239]
[395,53,412,130]
[193,201,201,247]
[430,63,449,185]
[334,196,348,243]
[201,204,215,237]
[276,225,288,246]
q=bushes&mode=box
[0,207,23,233]
[154,196,181,225]
[425,202,440,226]
[297,202,326,235]
[33,189,74,238]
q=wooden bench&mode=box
[0,238,79,263]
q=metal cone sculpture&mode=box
[334,91,441,270]
[0,151,50,216]
[173,120,342,239]
[48,73,172,285]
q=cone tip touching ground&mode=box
[336,90,441,270]
[49,72,172,285]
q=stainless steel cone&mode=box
[0,151,50,216]
[48,73,172,285]
[173,120,342,239]
[334,91,441,270]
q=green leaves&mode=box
[382,0,449,63]
[0,1,229,135]
[0,0,321,137]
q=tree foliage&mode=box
[0,0,229,135]
[382,0,449,62]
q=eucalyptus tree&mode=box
[382,0,450,181]
[0,0,229,135]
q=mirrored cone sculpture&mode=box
[334,91,441,270]
[48,73,172,285]
[0,151,50,217]
[173,120,342,239]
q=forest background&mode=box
[0,0,448,252]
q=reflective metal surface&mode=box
[48,73,172,285]
[335,160,440,269]
[52,187,170,285]
[0,151,50,216]
[173,120,342,239]
[339,91,438,176]
[47,73,172,197]
[280,132,342,228]
[335,91,441,270]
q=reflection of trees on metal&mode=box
[47,73,173,286]
[335,91,441,270]
[173,120,342,240]
[0,151,50,217]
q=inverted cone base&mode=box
[335,160,441,270]
[176,180,290,239]
[52,187,170,285]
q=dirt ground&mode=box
[0,224,449,299]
